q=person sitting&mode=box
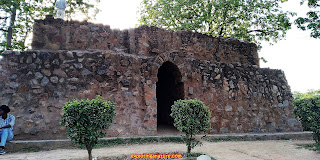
[0,105,15,155]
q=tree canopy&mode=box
[139,0,296,48]
[295,0,320,38]
[170,99,211,153]
[293,89,320,145]
[0,0,100,52]
[61,96,116,160]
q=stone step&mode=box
[5,131,313,153]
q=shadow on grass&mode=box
[296,143,320,152]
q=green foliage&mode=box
[61,96,116,160]
[295,0,320,38]
[293,89,320,101]
[205,136,250,142]
[293,89,320,144]
[139,0,295,47]
[94,136,185,149]
[159,136,185,143]
[0,0,101,52]
[170,99,211,153]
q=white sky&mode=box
[90,0,319,93]
[259,1,320,93]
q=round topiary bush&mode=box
[61,96,116,160]
[170,99,211,153]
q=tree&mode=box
[170,99,211,154]
[139,0,295,48]
[293,89,320,146]
[293,89,320,101]
[295,0,320,38]
[1,0,40,51]
[0,0,101,53]
[61,96,117,160]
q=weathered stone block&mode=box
[53,69,67,77]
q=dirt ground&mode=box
[1,140,320,160]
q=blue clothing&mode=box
[55,0,67,9]
[0,128,13,147]
[0,114,15,146]
[0,114,15,133]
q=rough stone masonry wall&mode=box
[0,50,301,140]
[184,61,301,133]
[152,52,301,134]
[0,17,301,140]
[0,50,156,140]
[32,16,259,66]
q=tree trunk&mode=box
[86,146,92,160]
[187,144,191,154]
[6,7,16,50]
[22,14,29,45]
[218,1,229,37]
[207,0,213,34]
[187,135,192,154]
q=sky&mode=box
[91,0,320,93]
[259,1,320,93]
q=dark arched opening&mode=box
[156,61,184,134]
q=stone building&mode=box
[0,16,301,140]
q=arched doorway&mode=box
[156,61,184,134]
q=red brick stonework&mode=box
[0,16,301,140]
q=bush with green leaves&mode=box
[293,89,320,144]
[61,96,116,160]
[170,99,211,153]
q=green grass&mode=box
[93,136,185,149]
[204,135,292,142]
[204,136,250,142]
[159,136,185,143]
[16,146,42,153]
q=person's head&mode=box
[0,105,10,115]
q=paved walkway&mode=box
[6,131,313,153]
[1,140,320,160]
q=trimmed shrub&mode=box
[170,99,211,153]
[61,96,116,160]
[293,90,320,144]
